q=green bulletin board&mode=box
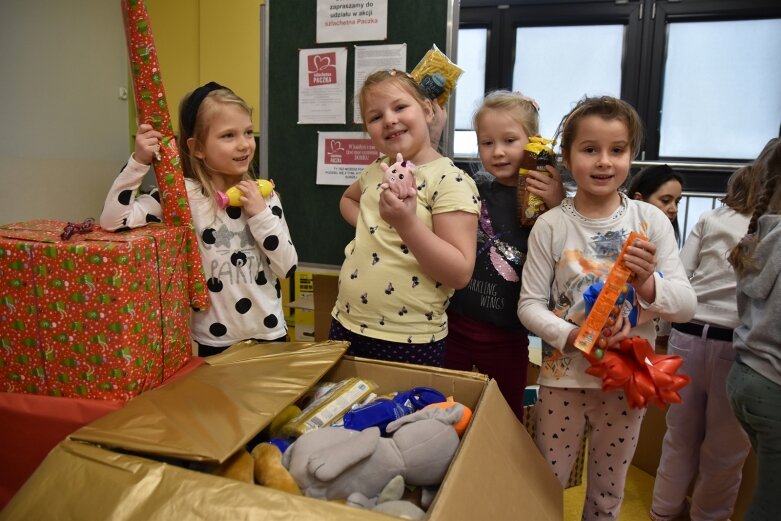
[261,0,453,265]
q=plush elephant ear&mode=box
[385,403,464,433]
[307,427,381,481]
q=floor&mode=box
[563,464,656,520]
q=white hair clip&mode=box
[513,91,540,111]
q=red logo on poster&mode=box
[308,53,337,87]
[325,138,378,165]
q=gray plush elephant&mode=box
[282,403,465,501]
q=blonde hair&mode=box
[557,96,644,163]
[729,138,781,275]
[357,69,431,132]
[473,90,540,138]
[178,87,255,203]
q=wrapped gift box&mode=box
[0,220,192,401]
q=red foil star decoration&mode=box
[584,337,690,409]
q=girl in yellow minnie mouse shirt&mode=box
[328,69,479,367]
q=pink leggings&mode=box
[535,386,645,520]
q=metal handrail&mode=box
[631,160,745,172]
[453,156,746,172]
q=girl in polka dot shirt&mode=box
[328,69,480,367]
[100,82,298,356]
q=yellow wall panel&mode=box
[142,0,200,134]
[130,1,261,135]
[199,0,262,131]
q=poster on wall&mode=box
[316,131,380,185]
[298,47,348,124]
[316,0,388,44]
[353,43,406,124]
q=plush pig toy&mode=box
[380,153,418,200]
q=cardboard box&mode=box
[313,273,339,341]
[290,264,339,341]
[2,341,562,520]
[0,220,192,400]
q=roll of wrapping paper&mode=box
[121,0,208,310]
[573,231,647,355]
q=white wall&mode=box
[0,0,130,225]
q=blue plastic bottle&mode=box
[341,387,446,434]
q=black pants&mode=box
[197,334,288,357]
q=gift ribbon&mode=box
[121,0,208,310]
[584,337,690,409]
[61,218,95,240]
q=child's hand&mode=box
[525,165,565,209]
[379,183,417,229]
[133,124,163,165]
[624,238,657,302]
[602,313,632,349]
[236,179,268,217]
[429,103,447,146]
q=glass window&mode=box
[659,19,781,160]
[513,25,624,140]
[453,28,487,157]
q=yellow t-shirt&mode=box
[333,156,480,343]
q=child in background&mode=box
[517,96,696,520]
[444,91,564,421]
[626,164,684,350]
[627,164,684,245]
[727,137,781,521]
[328,69,479,367]
[100,82,298,356]
[650,164,758,521]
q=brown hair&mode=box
[557,96,644,163]
[473,90,540,138]
[729,138,781,275]
[720,164,758,215]
[178,87,255,203]
[357,69,431,132]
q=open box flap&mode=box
[428,380,563,521]
[70,341,348,463]
[0,439,396,521]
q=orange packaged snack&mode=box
[573,231,647,356]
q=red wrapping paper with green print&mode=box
[121,0,207,310]
[0,220,191,401]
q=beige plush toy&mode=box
[214,448,255,483]
[252,442,303,495]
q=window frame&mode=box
[457,0,781,192]
[643,0,781,162]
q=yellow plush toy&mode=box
[214,448,255,483]
[252,442,302,495]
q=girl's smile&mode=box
[192,104,255,191]
[475,108,529,187]
[362,82,438,165]
[566,115,632,217]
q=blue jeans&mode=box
[727,360,781,521]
